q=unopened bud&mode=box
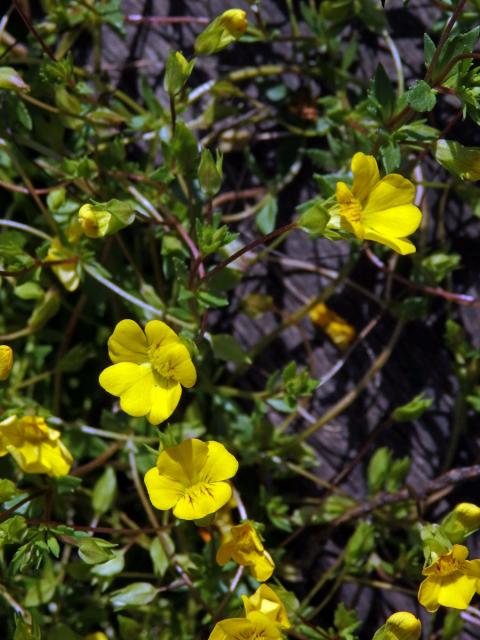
[373,612,421,640]
[28,289,61,331]
[164,51,195,96]
[0,67,30,92]
[441,502,480,543]
[195,9,248,56]
[78,200,135,238]
[0,345,13,380]
[198,148,223,196]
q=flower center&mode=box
[434,555,460,576]
[183,483,215,502]
[148,345,177,380]
[339,197,363,224]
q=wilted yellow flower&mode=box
[441,503,480,543]
[45,237,80,292]
[99,319,196,425]
[85,633,108,640]
[242,584,290,628]
[309,302,355,350]
[0,416,73,477]
[372,611,421,640]
[195,9,248,56]
[335,152,422,255]
[78,200,135,239]
[216,521,275,581]
[0,345,13,380]
[144,438,238,520]
[418,544,480,612]
[208,611,282,640]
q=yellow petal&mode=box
[335,181,364,238]
[119,369,156,417]
[437,573,477,609]
[363,229,417,255]
[157,438,209,487]
[99,362,144,396]
[363,203,422,241]
[381,612,421,640]
[107,319,148,364]
[199,441,239,483]
[208,617,253,640]
[464,559,480,578]
[452,544,469,562]
[246,612,283,638]
[173,481,232,520]
[418,576,441,612]
[169,344,197,388]
[364,174,416,214]
[249,550,275,582]
[147,380,182,425]
[216,539,235,566]
[144,320,179,348]
[351,152,380,202]
[144,466,184,510]
[242,584,290,628]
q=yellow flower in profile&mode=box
[195,9,248,56]
[242,584,290,629]
[85,634,108,640]
[208,612,282,640]
[309,303,355,351]
[418,544,480,612]
[0,416,73,477]
[335,152,422,255]
[144,438,238,520]
[0,345,13,380]
[99,319,196,425]
[373,612,421,640]
[45,237,80,292]
[216,521,275,581]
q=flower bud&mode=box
[78,200,135,238]
[0,345,13,381]
[198,148,223,196]
[195,9,248,56]
[28,289,61,331]
[373,612,421,640]
[0,67,30,92]
[164,51,195,96]
[441,502,480,543]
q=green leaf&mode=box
[14,282,44,301]
[91,550,125,577]
[406,80,437,112]
[78,537,117,565]
[149,537,169,578]
[380,142,400,173]
[344,521,375,568]
[92,467,117,516]
[372,63,395,120]
[436,139,480,180]
[392,392,433,421]
[424,33,436,66]
[110,582,158,610]
[367,447,391,495]
[256,195,278,235]
[0,478,19,502]
[211,334,250,365]
[0,516,27,547]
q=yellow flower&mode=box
[373,612,421,640]
[418,544,480,612]
[242,584,290,629]
[216,521,275,581]
[208,612,283,640]
[85,634,108,640]
[0,416,73,477]
[99,319,196,425]
[195,9,248,56]
[144,438,238,520]
[0,345,13,380]
[309,303,355,351]
[335,152,422,255]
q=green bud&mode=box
[440,503,480,544]
[198,148,223,196]
[298,200,330,237]
[28,288,61,331]
[47,187,66,212]
[164,51,195,96]
[392,392,433,422]
[78,199,135,238]
[195,9,248,56]
[0,67,30,92]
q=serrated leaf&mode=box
[406,80,437,112]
